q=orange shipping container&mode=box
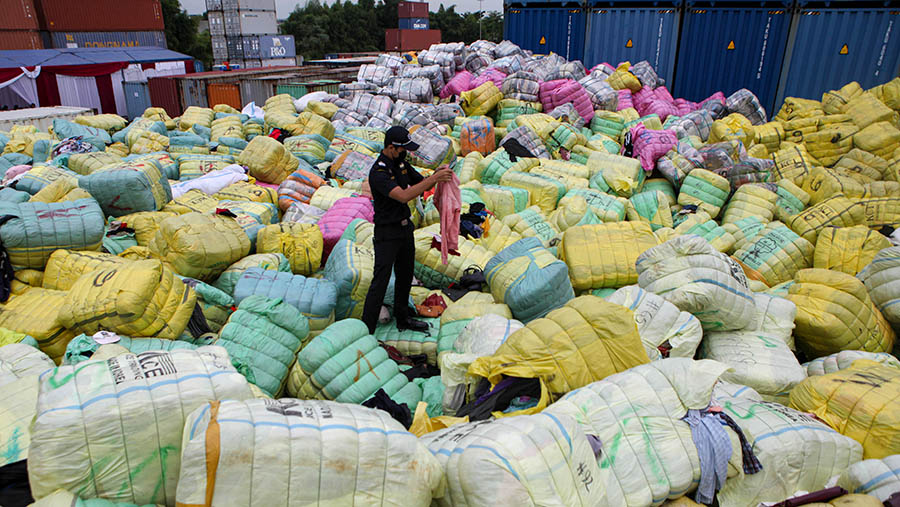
[0,30,42,49]
[207,83,242,110]
[2,0,39,30]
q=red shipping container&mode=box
[398,1,428,19]
[0,30,42,49]
[385,29,440,51]
[148,76,182,118]
[2,0,39,30]
[35,0,164,32]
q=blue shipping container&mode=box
[123,81,151,120]
[399,17,430,29]
[584,6,680,85]
[504,7,586,62]
[46,31,166,49]
[259,35,296,59]
[777,8,900,106]
[673,4,792,114]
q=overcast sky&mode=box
[180,0,502,17]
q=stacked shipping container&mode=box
[0,0,42,49]
[387,1,441,50]
[209,0,295,68]
[503,0,900,113]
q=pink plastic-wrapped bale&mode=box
[631,123,678,172]
[675,98,699,116]
[440,70,474,99]
[617,89,634,111]
[470,68,507,90]
[317,196,374,260]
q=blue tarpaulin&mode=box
[0,47,192,69]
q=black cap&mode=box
[384,126,419,151]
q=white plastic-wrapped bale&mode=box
[726,88,767,125]
[338,82,378,98]
[421,412,605,507]
[605,285,703,360]
[804,350,900,376]
[28,346,254,505]
[0,343,54,468]
[357,64,395,87]
[630,61,660,89]
[700,293,806,401]
[636,234,756,331]
[388,77,434,103]
[440,314,524,415]
[715,393,863,506]
[501,71,541,102]
[578,72,618,111]
[857,246,900,327]
[176,399,443,506]
[834,455,900,502]
[544,358,742,506]
[400,64,446,93]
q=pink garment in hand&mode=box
[433,171,461,265]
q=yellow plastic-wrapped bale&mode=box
[814,225,891,275]
[498,171,566,213]
[709,112,755,147]
[559,221,660,290]
[721,184,778,225]
[787,268,895,358]
[468,295,650,417]
[753,121,785,152]
[308,185,359,211]
[476,183,530,217]
[470,218,523,255]
[802,166,866,205]
[117,211,178,246]
[162,188,218,214]
[836,148,889,181]
[804,123,859,166]
[28,177,91,203]
[149,212,251,281]
[854,121,900,159]
[787,194,867,244]
[500,206,560,248]
[770,144,817,184]
[856,195,900,229]
[775,178,811,222]
[60,259,197,339]
[637,234,757,331]
[589,151,644,197]
[776,96,823,122]
[625,190,674,231]
[179,106,215,130]
[863,181,900,198]
[213,180,278,206]
[722,216,767,254]
[42,250,130,291]
[733,221,814,288]
[823,81,865,114]
[847,93,899,129]
[790,360,900,459]
[673,210,736,252]
[66,152,121,175]
[677,168,731,218]
[255,223,322,276]
[0,289,74,363]
[237,135,300,185]
[548,195,602,232]
[414,224,494,289]
[460,82,502,117]
[559,188,627,222]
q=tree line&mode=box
[162,0,503,68]
[280,0,503,60]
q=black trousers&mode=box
[361,222,415,334]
